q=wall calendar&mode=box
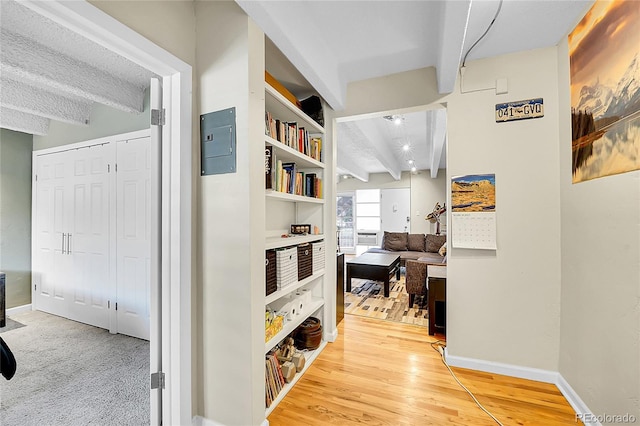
[450,174,497,250]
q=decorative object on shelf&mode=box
[280,361,296,383]
[425,202,446,235]
[290,224,311,235]
[300,95,324,127]
[265,310,284,343]
[265,250,277,296]
[297,243,313,281]
[293,317,322,350]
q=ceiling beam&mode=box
[236,0,346,110]
[429,109,447,178]
[1,29,144,114]
[0,106,50,136]
[436,0,472,94]
[337,145,369,182]
[0,77,91,126]
[357,121,403,181]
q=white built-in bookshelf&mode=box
[264,80,328,415]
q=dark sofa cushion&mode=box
[382,231,408,251]
[407,234,426,252]
[425,234,446,253]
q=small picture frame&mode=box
[290,224,311,235]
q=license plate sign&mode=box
[495,98,544,122]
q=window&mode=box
[356,189,380,231]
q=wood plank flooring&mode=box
[268,315,579,425]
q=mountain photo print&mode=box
[569,0,640,183]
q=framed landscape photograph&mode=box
[569,0,640,183]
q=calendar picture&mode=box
[451,174,497,250]
[451,174,495,212]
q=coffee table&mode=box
[346,253,401,298]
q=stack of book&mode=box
[265,111,322,161]
[265,352,285,407]
[265,145,323,198]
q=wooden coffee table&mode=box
[346,253,401,298]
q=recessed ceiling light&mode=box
[402,144,410,151]
[410,166,417,173]
[408,159,414,164]
[394,116,402,125]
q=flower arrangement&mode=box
[425,202,446,235]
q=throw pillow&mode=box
[383,231,408,251]
[425,234,446,253]
[407,234,426,252]
[438,242,447,257]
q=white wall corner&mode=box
[192,415,223,426]
[555,375,602,426]
[6,303,33,316]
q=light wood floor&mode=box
[268,314,579,425]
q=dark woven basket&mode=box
[294,317,322,350]
[297,244,312,281]
[265,250,277,296]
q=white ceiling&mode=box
[240,0,592,181]
[0,0,155,136]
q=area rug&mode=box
[344,276,428,327]
[0,318,26,333]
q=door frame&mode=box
[21,2,193,424]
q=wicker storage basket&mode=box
[265,250,277,296]
[294,317,322,350]
[297,243,313,281]
[311,241,325,274]
[276,246,298,289]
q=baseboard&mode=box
[445,352,559,384]
[556,375,602,426]
[192,415,269,426]
[325,327,338,342]
[444,352,600,425]
[7,303,32,316]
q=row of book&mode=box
[265,111,322,162]
[265,352,285,408]
[265,146,323,198]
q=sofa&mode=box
[366,231,446,307]
[366,231,446,266]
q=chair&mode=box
[405,260,428,308]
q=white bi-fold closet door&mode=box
[32,131,151,340]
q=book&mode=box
[265,145,273,190]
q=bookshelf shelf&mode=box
[265,298,324,353]
[265,190,324,204]
[265,83,324,134]
[265,234,324,250]
[265,270,325,305]
[266,136,325,169]
[265,340,327,417]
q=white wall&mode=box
[446,46,562,371]
[195,2,265,424]
[0,129,33,308]
[557,38,640,419]
[337,170,446,235]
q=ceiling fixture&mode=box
[408,159,414,164]
[402,144,410,151]
[410,166,417,173]
[383,114,404,125]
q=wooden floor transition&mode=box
[268,314,579,425]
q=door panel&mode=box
[116,137,151,340]
[380,188,411,233]
[67,145,110,329]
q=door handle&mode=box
[62,233,66,254]
[67,233,72,255]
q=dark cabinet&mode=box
[428,277,446,336]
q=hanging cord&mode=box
[430,341,504,426]
[461,0,504,67]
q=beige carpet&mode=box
[344,276,428,327]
